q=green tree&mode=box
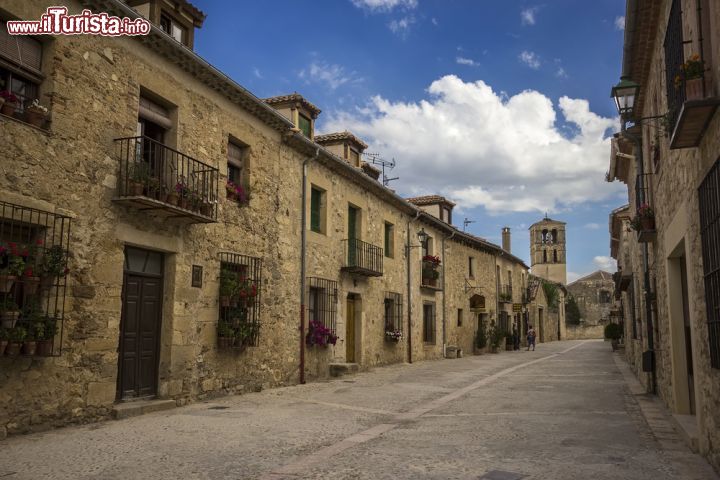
[542,281,559,311]
[566,295,582,325]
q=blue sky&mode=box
[192,0,627,282]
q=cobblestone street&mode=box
[1,340,716,479]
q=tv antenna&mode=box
[463,218,476,231]
[363,152,398,187]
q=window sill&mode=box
[0,111,51,134]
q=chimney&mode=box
[502,227,511,252]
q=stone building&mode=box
[607,0,720,470]
[529,216,567,285]
[0,0,546,438]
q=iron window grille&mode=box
[307,277,337,335]
[217,252,262,349]
[384,291,403,334]
[663,0,687,128]
[699,158,720,368]
[0,201,71,357]
[422,302,436,343]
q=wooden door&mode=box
[346,295,355,363]
[348,206,358,266]
[118,248,163,400]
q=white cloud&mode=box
[253,67,263,79]
[323,75,621,214]
[593,255,616,272]
[555,67,567,78]
[431,17,438,26]
[584,223,601,229]
[521,7,538,26]
[351,0,417,12]
[298,61,358,90]
[615,16,625,30]
[519,50,541,69]
[388,15,415,37]
[456,56,479,67]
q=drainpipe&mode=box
[441,231,456,357]
[621,129,656,395]
[406,211,421,363]
[299,147,320,385]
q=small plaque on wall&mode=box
[192,265,203,288]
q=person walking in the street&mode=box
[527,325,536,351]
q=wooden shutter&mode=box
[0,21,43,80]
[310,189,321,232]
[138,96,172,129]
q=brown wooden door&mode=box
[118,248,163,400]
[346,295,355,363]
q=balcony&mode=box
[613,271,632,299]
[669,95,719,149]
[633,173,656,243]
[341,238,383,277]
[113,136,219,223]
[420,259,443,291]
[499,285,512,303]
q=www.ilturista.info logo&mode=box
[6,7,151,36]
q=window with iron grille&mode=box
[384,291,403,334]
[0,201,71,357]
[217,253,262,349]
[663,0,684,127]
[699,158,720,368]
[0,21,43,114]
[423,302,436,343]
[308,277,337,334]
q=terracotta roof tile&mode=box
[314,131,368,150]
[406,195,456,207]
[263,93,321,117]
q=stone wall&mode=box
[565,325,604,340]
[567,272,614,326]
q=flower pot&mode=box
[166,192,179,206]
[0,311,19,329]
[1,102,16,116]
[129,181,144,196]
[0,340,7,355]
[36,340,53,356]
[5,341,21,356]
[220,296,231,308]
[0,274,16,293]
[24,109,46,127]
[22,340,37,356]
[218,336,233,348]
[179,198,189,210]
[23,276,41,295]
[685,78,704,101]
[640,216,655,231]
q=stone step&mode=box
[112,399,177,420]
[671,413,700,452]
[329,363,359,378]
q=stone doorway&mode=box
[346,293,361,363]
[668,247,696,415]
[117,247,164,400]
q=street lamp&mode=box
[610,76,640,119]
[416,228,429,247]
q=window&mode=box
[227,140,248,195]
[160,14,186,44]
[310,186,325,234]
[307,277,338,334]
[468,257,475,278]
[543,250,547,263]
[217,253,262,349]
[422,235,433,257]
[457,309,463,327]
[699,158,720,368]
[349,148,360,166]
[599,290,611,304]
[0,21,43,114]
[384,222,394,258]
[553,249,558,263]
[384,292,403,333]
[441,207,452,224]
[423,302,436,343]
[298,114,312,138]
[663,0,684,127]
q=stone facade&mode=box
[607,0,720,471]
[0,0,538,438]
[567,271,615,326]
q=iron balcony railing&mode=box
[342,238,383,276]
[635,173,653,213]
[420,260,443,290]
[499,284,513,303]
[114,136,219,221]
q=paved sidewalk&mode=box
[0,340,717,479]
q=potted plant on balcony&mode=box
[237,278,257,306]
[176,177,190,209]
[6,326,26,356]
[306,320,337,347]
[22,266,41,295]
[24,99,48,127]
[675,54,705,101]
[422,255,441,287]
[226,180,248,204]
[219,269,238,308]
[129,162,149,196]
[217,321,235,348]
[234,321,257,350]
[385,329,403,342]
[633,203,655,231]
[0,298,20,329]
[22,325,38,356]
[36,315,57,356]
[0,241,26,293]
[0,91,18,116]
[39,245,68,289]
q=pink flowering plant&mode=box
[385,329,403,341]
[636,203,654,218]
[422,255,441,266]
[226,180,248,204]
[0,91,19,104]
[305,320,337,347]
